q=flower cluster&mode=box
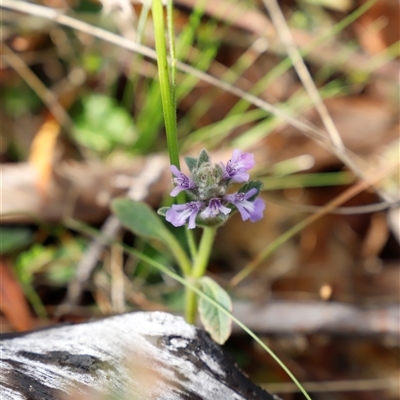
[158,149,265,229]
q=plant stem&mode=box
[152,0,197,265]
[192,227,217,278]
[166,0,176,105]
[152,0,179,169]
[185,226,217,324]
[184,278,197,324]
[24,284,48,319]
[186,228,198,260]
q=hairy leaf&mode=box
[198,277,232,344]
[157,207,170,217]
[238,180,263,200]
[112,199,170,242]
[197,148,210,168]
[184,156,198,172]
[112,199,191,275]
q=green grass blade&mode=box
[152,0,179,168]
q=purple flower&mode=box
[222,149,255,183]
[224,188,265,222]
[200,198,231,219]
[170,165,196,197]
[165,201,203,229]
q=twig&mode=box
[261,0,385,202]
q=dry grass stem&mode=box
[1,43,72,128]
[2,0,382,188]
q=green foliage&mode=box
[2,84,42,117]
[197,148,210,167]
[74,0,102,13]
[198,276,232,345]
[152,0,180,169]
[15,238,82,286]
[112,198,174,242]
[134,82,165,152]
[72,94,136,153]
[2,1,378,396]
[238,181,264,199]
[130,242,171,284]
[0,226,33,254]
[156,207,169,217]
[260,171,354,190]
[111,198,191,275]
[184,156,198,173]
[16,244,53,285]
[82,53,103,74]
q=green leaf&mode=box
[16,244,55,284]
[112,198,172,242]
[198,276,232,344]
[197,148,210,168]
[184,156,198,172]
[157,207,170,217]
[111,198,191,275]
[0,226,33,254]
[238,180,263,200]
[195,213,230,228]
[72,94,136,153]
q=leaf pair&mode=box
[184,148,210,173]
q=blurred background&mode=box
[1,1,399,399]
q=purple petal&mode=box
[231,149,254,168]
[170,165,182,177]
[165,202,203,229]
[243,188,258,200]
[200,198,231,219]
[224,189,265,222]
[169,165,196,197]
[223,149,255,183]
[229,171,249,183]
[247,198,265,222]
[170,186,184,197]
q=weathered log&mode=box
[0,312,281,400]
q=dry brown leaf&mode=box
[0,257,33,331]
[28,114,60,196]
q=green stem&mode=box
[192,227,217,278]
[185,226,217,324]
[186,228,198,260]
[168,236,192,277]
[184,278,197,324]
[166,0,176,104]
[153,0,197,260]
[24,284,48,319]
[152,0,179,168]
